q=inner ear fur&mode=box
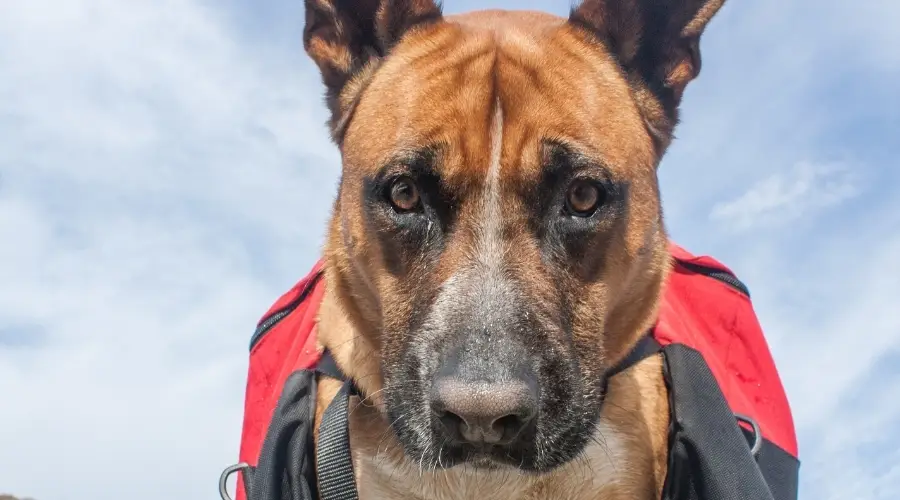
[303,0,444,142]
[569,0,728,150]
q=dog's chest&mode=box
[350,421,641,500]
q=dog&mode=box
[304,0,729,498]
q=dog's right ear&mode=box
[303,0,444,141]
[569,0,727,152]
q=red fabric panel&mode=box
[235,262,326,500]
[656,243,798,458]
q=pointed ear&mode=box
[303,0,443,141]
[569,0,727,141]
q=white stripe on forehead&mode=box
[476,96,505,269]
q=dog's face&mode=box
[305,0,727,472]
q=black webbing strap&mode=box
[607,334,663,378]
[307,350,361,500]
[659,343,794,500]
[609,335,799,500]
[314,377,359,500]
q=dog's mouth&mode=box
[425,414,542,471]
[436,446,536,472]
[444,449,516,471]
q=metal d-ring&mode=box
[219,462,251,500]
[734,413,762,458]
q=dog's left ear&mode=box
[304,0,444,141]
[569,0,727,142]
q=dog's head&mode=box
[305,0,727,472]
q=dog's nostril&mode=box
[439,409,526,445]
[491,414,525,440]
[437,410,466,440]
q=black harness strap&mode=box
[660,343,776,500]
[309,351,359,500]
[661,342,800,500]
[608,334,664,378]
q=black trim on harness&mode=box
[315,378,359,500]
[607,334,664,378]
[249,271,324,351]
[674,259,751,297]
[314,350,350,384]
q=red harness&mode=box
[227,242,799,500]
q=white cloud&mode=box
[746,226,900,429]
[799,363,900,500]
[1,0,898,499]
[0,0,338,499]
[708,161,860,231]
[656,0,900,497]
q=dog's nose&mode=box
[431,378,537,445]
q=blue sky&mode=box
[0,0,898,499]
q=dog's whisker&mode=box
[431,438,448,476]
[585,421,620,476]
[417,441,432,476]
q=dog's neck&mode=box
[315,248,389,406]
[313,263,671,500]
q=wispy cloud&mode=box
[1,1,898,500]
[709,161,860,231]
[1,0,337,498]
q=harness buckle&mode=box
[734,412,762,458]
[218,462,251,500]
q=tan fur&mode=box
[303,2,728,498]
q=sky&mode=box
[0,0,898,499]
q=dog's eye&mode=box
[565,179,604,217]
[388,176,421,212]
